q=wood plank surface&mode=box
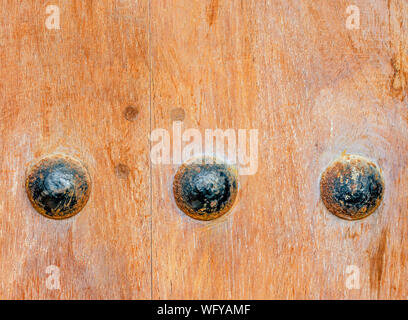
[0,0,151,299]
[151,0,408,299]
[0,0,407,300]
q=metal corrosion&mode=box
[320,154,384,221]
[25,154,91,220]
[173,157,238,221]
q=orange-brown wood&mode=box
[0,0,407,299]
[0,0,151,299]
[151,0,408,299]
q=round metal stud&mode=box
[320,154,384,220]
[173,157,238,221]
[25,154,91,219]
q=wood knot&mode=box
[123,106,139,121]
[391,56,407,100]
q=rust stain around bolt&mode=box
[320,154,384,221]
[173,157,238,221]
[25,154,91,220]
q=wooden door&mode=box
[0,0,151,299]
[0,0,407,299]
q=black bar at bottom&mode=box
[0,300,404,319]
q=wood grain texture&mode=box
[0,0,407,300]
[0,0,150,299]
[151,0,408,299]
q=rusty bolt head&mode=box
[320,154,384,221]
[173,157,238,221]
[25,154,91,219]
